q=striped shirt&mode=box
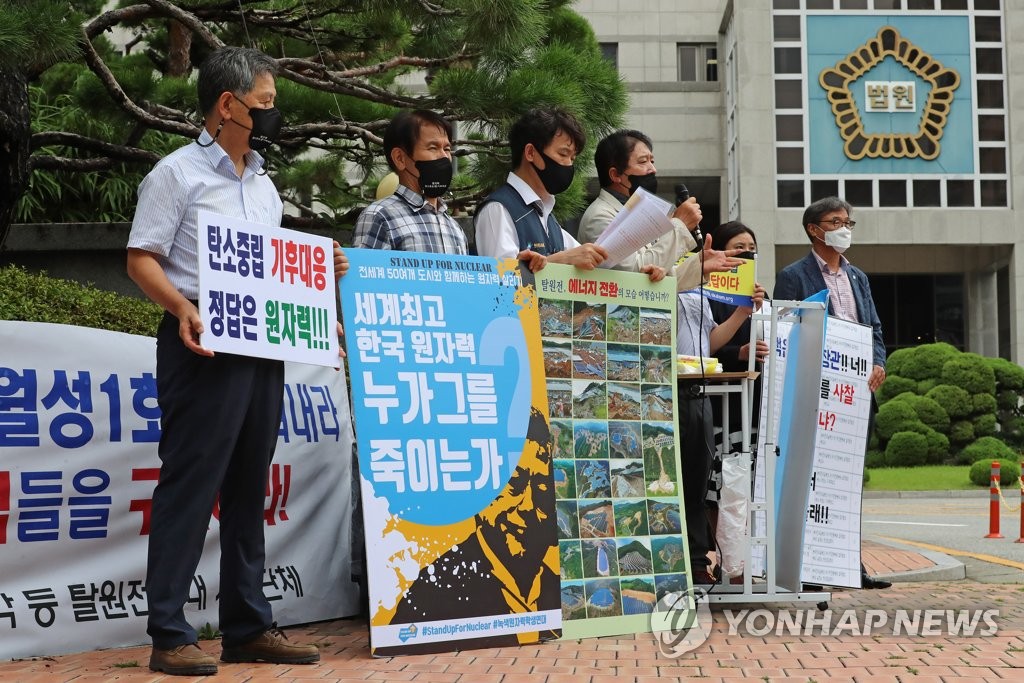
[676,289,717,357]
[812,250,860,323]
[353,184,468,254]
[127,129,282,299]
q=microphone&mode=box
[674,182,701,243]
[674,182,689,205]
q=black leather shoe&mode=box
[861,574,892,589]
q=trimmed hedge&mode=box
[0,266,161,336]
[885,431,929,467]
[925,384,973,419]
[959,436,1017,464]
[987,357,1024,391]
[969,458,1022,487]
[940,354,996,395]
[948,420,975,445]
[893,342,959,380]
[877,375,916,405]
[893,392,950,432]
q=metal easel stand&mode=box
[705,299,830,606]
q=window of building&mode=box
[773,15,801,41]
[912,180,942,206]
[599,42,618,70]
[811,180,839,201]
[872,274,966,353]
[774,79,802,109]
[678,43,718,82]
[776,148,804,174]
[878,180,907,207]
[845,180,873,207]
[975,16,1001,41]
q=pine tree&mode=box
[2,0,626,247]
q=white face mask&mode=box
[822,226,853,253]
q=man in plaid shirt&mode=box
[353,109,468,255]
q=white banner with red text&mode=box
[0,321,360,660]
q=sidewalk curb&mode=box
[862,489,987,499]
[867,535,966,582]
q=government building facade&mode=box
[576,0,1020,362]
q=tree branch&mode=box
[279,53,472,80]
[30,156,131,172]
[416,0,458,17]
[281,120,388,146]
[140,0,223,50]
[31,132,162,164]
[85,4,155,39]
[79,29,199,138]
[278,66,426,109]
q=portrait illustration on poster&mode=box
[339,249,561,656]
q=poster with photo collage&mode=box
[533,265,691,639]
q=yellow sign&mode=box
[678,253,756,308]
[819,26,959,160]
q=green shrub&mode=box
[941,354,996,395]
[884,347,913,378]
[987,357,1024,391]
[894,393,950,433]
[865,449,886,468]
[972,393,998,415]
[875,400,918,440]
[900,343,960,381]
[899,422,951,463]
[968,458,1022,487]
[926,384,973,419]
[916,378,939,395]
[960,435,1017,464]
[996,389,1019,412]
[885,431,929,467]
[949,420,975,446]
[0,266,161,336]
[1000,415,1024,447]
[877,375,917,405]
[863,468,870,485]
[972,413,997,438]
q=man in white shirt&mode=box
[474,108,662,281]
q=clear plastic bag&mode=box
[716,453,751,578]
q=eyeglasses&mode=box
[816,218,856,229]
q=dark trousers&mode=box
[147,312,284,649]
[679,392,713,570]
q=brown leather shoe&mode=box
[220,625,320,664]
[149,643,218,676]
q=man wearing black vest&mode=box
[475,108,661,281]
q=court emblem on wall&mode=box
[819,26,959,160]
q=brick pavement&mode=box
[2,541,1021,682]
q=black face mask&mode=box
[231,95,283,151]
[626,172,658,196]
[532,149,575,195]
[414,156,453,198]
